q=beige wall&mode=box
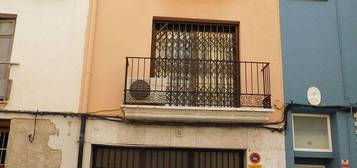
[83,0,284,120]
[82,119,286,168]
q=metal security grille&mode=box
[0,131,8,167]
[92,146,244,168]
[0,120,10,168]
[152,20,237,60]
[152,19,239,107]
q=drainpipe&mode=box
[77,0,98,166]
[77,115,87,168]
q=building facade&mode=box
[280,0,357,167]
[0,0,286,168]
[82,0,285,168]
[0,0,90,167]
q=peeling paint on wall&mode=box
[5,119,62,168]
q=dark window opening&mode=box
[0,120,10,168]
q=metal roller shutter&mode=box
[92,146,244,168]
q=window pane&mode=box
[0,21,14,35]
[0,37,12,61]
[0,37,12,79]
[293,115,331,151]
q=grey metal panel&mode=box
[92,146,244,168]
[0,79,12,101]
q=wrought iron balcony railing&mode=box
[124,57,271,108]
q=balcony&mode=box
[122,57,273,123]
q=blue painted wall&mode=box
[337,0,357,103]
[280,0,357,166]
[280,0,357,105]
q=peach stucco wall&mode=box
[83,0,284,120]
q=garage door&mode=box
[92,146,244,168]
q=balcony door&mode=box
[151,18,239,107]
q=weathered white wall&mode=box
[0,113,81,168]
[0,0,89,111]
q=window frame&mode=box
[0,14,16,19]
[149,17,241,107]
[0,14,17,102]
[292,113,333,152]
[0,19,17,73]
[0,14,17,66]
